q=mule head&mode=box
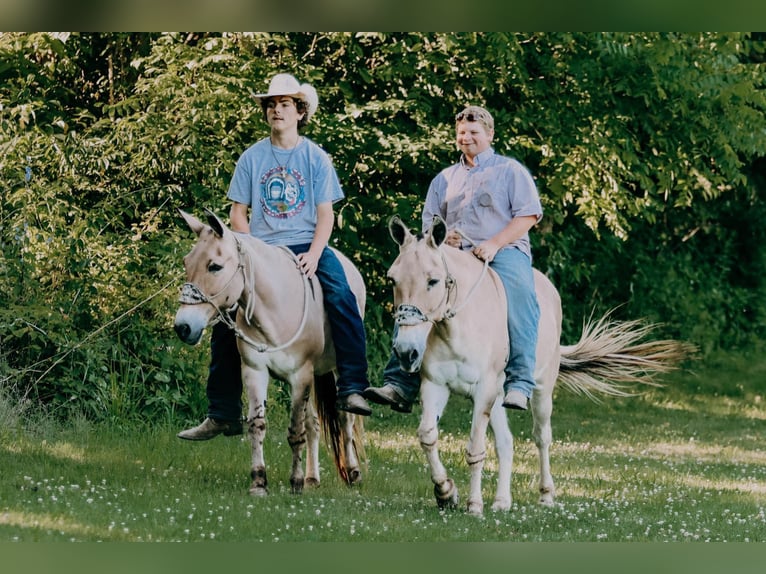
[386,216,452,372]
[173,208,243,345]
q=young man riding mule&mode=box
[178,73,372,441]
[365,105,542,414]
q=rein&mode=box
[179,236,311,353]
[394,231,490,327]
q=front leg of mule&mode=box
[287,373,313,494]
[465,391,494,516]
[419,383,457,510]
[247,412,268,496]
[244,368,270,496]
[531,388,556,505]
[489,397,514,512]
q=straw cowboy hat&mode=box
[253,73,319,122]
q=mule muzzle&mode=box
[393,343,423,373]
[174,321,199,344]
[173,306,211,345]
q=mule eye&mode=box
[427,278,440,289]
[208,262,223,273]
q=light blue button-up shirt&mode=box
[422,148,542,259]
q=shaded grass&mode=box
[1,350,765,542]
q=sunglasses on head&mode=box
[455,110,488,123]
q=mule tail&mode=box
[557,312,696,401]
[313,372,366,485]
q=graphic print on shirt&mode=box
[260,166,307,218]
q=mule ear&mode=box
[178,208,206,237]
[388,215,411,246]
[203,208,226,238]
[426,215,448,248]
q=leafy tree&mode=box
[1,32,764,421]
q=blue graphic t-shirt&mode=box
[227,137,344,246]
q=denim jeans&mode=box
[206,317,244,421]
[383,246,540,402]
[290,244,370,397]
[206,245,369,420]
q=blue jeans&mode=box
[384,246,540,403]
[206,245,369,420]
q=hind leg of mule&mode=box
[243,367,270,496]
[339,410,362,485]
[418,382,458,510]
[304,397,321,488]
[530,381,556,505]
[286,367,314,494]
[489,396,514,512]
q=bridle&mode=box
[178,235,310,353]
[178,236,245,315]
[393,235,489,327]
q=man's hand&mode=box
[472,239,502,262]
[297,250,320,279]
[445,230,463,248]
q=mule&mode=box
[387,215,692,515]
[173,209,364,495]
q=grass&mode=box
[1,350,765,542]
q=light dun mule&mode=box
[173,209,364,495]
[388,215,692,516]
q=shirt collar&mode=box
[460,147,494,169]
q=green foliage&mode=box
[1,32,766,421]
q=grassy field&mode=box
[1,350,765,543]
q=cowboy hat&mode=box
[253,73,319,122]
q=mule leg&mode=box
[489,395,514,512]
[286,367,314,494]
[464,382,497,516]
[530,380,556,505]
[304,393,321,488]
[243,366,270,496]
[418,382,457,510]
[340,410,362,485]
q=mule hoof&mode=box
[305,477,320,488]
[249,486,268,497]
[435,479,459,510]
[539,486,555,506]
[491,498,512,512]
[346,468,362,486]
[466,501,484,516]
[290,478,305,494]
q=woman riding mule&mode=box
[179,73,372,445]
